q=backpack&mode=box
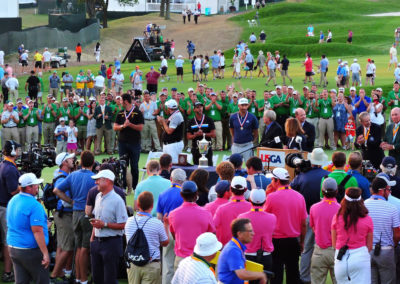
[124,216,152,268]
[42,175,66,210]
[336,175,352,202]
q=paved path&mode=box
[367,12,400,17]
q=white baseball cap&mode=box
[231,176,247,190]
[165,100,178,109]
[376,87,383,92]
[79,98,85,102]
[91,169,115,181]
[275,85,282,89]
[288,85,294,89]
[59,117,65,122]
[250,188,266,204]
[56,152,75,166]
[353,58,358,62]
[350,87,356,91]
[188,87,194,92]
[238,98,249,105]
[266,168,290,181]
[193,232,222,257]
[19,173,44,187]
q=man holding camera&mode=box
[364,173,400,284]
[0,140,21,282]
[355,112,384,170]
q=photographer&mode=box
[290,148,329,283]
[332,187,372,283]
[355,112,384,169]
[0,140,21,282]
[365,174,400,284]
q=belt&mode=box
[372,245,393,250]
[164,140,182,145]
[8,245,32,250]
[321,117,332,119]
[245,251,271,256]
[94,236,122,242]
[3,126,16,128]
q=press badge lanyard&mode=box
[277,186,290,191]
[191,253,215,276]
[231,238,249,284]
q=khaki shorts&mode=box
[77,124,87,140]
[54,211,74,251]
[0,206,7,246]
[72,211,92,249]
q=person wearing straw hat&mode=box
[172,232,222,284]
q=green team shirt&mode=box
[196,93,207,104]
[318,98,333,118]
[42,103,58,123]
[248,101,259,118]
[111,104,123,122]
[186,100,196,120]
[320,170,358,198]
[73,106,89,125]
[23,108,39,126]
[288,96,304,117]
[206,100,222,121]
[39,77,44,93]
[305,99,319,118]
[270,94,289,115]
[157,101,168,119]
[228,102,239,114]
[107,101,116,108]
[16,108,26,127]
[388,90,400,109]
[58,106,72,124]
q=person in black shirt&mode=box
[114,94,144,191]
[25,70,40,101]
[280,54,292,85]
[187,101,216,166]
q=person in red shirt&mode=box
[106,64,113,90]
[303,53,314,84]
[264,168,307,284]
[145,66,161,94]
[214,176,252,246]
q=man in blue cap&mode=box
[229,153,247,177]
[380,156,400,199]
[205,180,231,217]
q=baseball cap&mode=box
[288,85,294,89]
[7,102,13,106]
[55,152,75,166]
[375,172,396,187]
[330,89,337,94]
[250,188,266,204]
[232,93,238,98]
[382,156,397,169]
[376,87,383,92]
[231,176,247,190]
[210,92,217,96]
[350,87,356,91]
[303,86,309,90]
[353,58,358,62]
[62,97,68,102]
[275,85,282,89]
[171,87,177,91]
[59,117,65,122]
[238,98,249,105]
[79,98,85,102]
[181,181,197,193]
[91,170,115,182]
[165,100,178,109]
[159,92,166,97]
[89,97,96,101]
[188,87,194,92]
[215,180,230,195]
[193,232,222,257]
[194,101,204,107]
[266,168,290,181]
[16,99,22,103]
[338,87,345,92]
[19,173,44,187]
[229,153,243,168]
[322,177,338,192]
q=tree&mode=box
[165,0,170,20]
[159,0,166,17]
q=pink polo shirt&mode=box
[309,198,340,249]
[331,214,373,250]
[204,198,229,217]
[214,195,251,246]
[264,187,307,239]
[169,202,215,257]
[238,206,277,253]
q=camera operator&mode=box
[0,140,21,282]
[355,112,384,169]
[364,174,400,284]
[290,148,329,283]
[347,152,371,200]
[50,152,75,282]
[380,157,400,199]
[114,93,144,191]
[259,110,283,149]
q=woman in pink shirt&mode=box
[331,187,373,284]
[303,53,314,84]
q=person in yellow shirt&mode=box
[76,70,87,98]
[33,50,43,73]
[86,70,95,99]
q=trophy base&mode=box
[199,155,208,167]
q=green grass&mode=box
[19,8,49,29]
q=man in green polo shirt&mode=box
[205,92,223,151]
[185,91,198,121]
[320,152,358,200]
[42,94,58,146]
[305,91,320,143]
[196,83,207,104]
[220,90,231,150]
[316,89,336,149]
[110,96,123,153]
[15,99,26,150]
[270,86,289,131]
[286,88,304,117]
[23,100,41,146]
[58,97,73,125]
[388,81,400,122]
[257,90,272,141]
[73,98,89,150]
[228,93,239,114]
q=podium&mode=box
[257,147,308,180]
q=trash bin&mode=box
[205,7,211,15]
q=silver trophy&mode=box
[197,134,211,167]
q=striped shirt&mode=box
[172,256,217,284]
[365,196,400,246]
[125,214,168,260]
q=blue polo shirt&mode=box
[156,184,183,216]
[54,169,72,212]
[218,237,247,284]
[0,160,20,207]
[355,96,371,114]
[229,112,259,144]
[347,169,371,200]
[247,173,271,191]
[210,55,220,69]
[320,58,328,72]
[56,169,95,211]
[7,193,49,248]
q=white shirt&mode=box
[94,75,105,88]
[20,52,28,61]
[172,256,217,284]
[43,51,52,62]
[391,46,398,57]
[112,73,124,85]
[249,34,257,42]
[194,58,201,69]
[161,58,168,68]
[394,67,400,80]
[66,126,78,143]
[327,31,332,39]
[0,50,4,61]
[350,63,360,74]
[366,63,375,74]
[6,77,19,90]
[220,56,225,67]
